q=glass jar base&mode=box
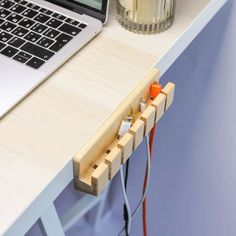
[117,15,175,34]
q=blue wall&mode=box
[27,1,236,235]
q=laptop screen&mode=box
[74,0,103,11]
[46,0,108,23]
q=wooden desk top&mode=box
[0,0,226,234]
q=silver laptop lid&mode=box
[44,0,109,23]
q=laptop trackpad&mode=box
[0,56,45,118]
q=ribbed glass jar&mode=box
[116,0,176,34]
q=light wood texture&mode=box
[118,133,134,164]
[140,106,156,136]
[105,147,122,179]
[0,0,226,234]
[162,82,176,111]
[74,68,159,177]
[77,162,109,196]
[129,119,145,149]
[74,68,159,194]
[75,68,161,195]
[151,93,166,123]
[91,163,109,195]
[75,76,176,195]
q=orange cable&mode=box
[142,82,161,236]
[142,125,156,236]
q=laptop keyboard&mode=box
[0,0,87,69]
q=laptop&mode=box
[0,0,109,118]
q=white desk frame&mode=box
[2,0,227,235]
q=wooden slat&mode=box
[151,93,166,123]
[129,119,145,149]
[105,147,122,179]
[74,68,160,195]
[162,83,175,111]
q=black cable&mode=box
[125,159,130,189]
[123,159,130,236]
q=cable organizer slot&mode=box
[140,106,156,136]
[129,119,145,149]
[151,93,166,123]
[161,82,175,111]
[73,69,175,196]
[118,133,134,164]
[105,147,122,180]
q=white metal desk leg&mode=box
[40,203,65,236]
[87,183,111,230]
[61,194,102,232]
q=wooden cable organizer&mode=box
[74,68,175,195]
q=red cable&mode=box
[142,125,156,236]
[142,82,162,236]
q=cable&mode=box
[132,135,151,217]
[118,135,151,236]
[141,82,162,236]
[142,125,156,236]
[149,125,156,158]
[119,83,161,236]
[119,109,134,235]
[125,159,130,189]
[120,165,132,235]
[124,159,130,235]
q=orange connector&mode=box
[150,82,162,100]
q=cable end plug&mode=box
[150,82,162,100]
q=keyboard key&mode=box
[19,18,35,28]
[65,18,79,26]
[58,23,81,36]
[0,45,18,57]
[31,23,47,34]
[0,21,16,32]
[0,8,11,18]
[14,0,27,5]
[7,13,23,23]
[12,26,28,37]
[18,51,31,59]
[24,31,40,42]
[0,31,12,42]
[46,18,62,28]
[39,8,53,15]
[52,13,66,21]
[8,36,25,47]
[10,4,26,13]
[0,0,15,9]
[79,23,87,29]
[21,42,54,60]
[0,1,88,68]
[34,13,50,23]
[26,57,45,69]
[27,3,40,10]
[43,28,59,39]
[49,33,72,52]
[13,53,28,63]
[0,41,5,50]
[22,9,38,18]
[37,36,53,48]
